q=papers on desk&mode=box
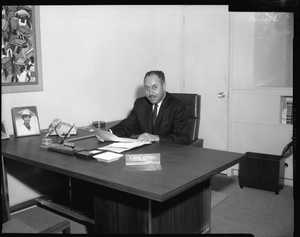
[91,125,137,143]
[93,152,123,162]
[90,124,151,153]
[98,141,151,153]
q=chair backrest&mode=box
[171,93,201,144]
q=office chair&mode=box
[171,93,204,147]
[281,140,293,159]
[1,188,71,234]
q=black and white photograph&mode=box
[11,106,41,137]
[1,3,296,235]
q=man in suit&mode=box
[110,70,189,145]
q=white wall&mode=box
[2,5,182,136]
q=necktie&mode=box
[152,104,158,127]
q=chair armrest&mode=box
[189,138,204,148]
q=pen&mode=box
[60,123,75,145]
[43,121,62,139]
[88,122,96,128]
[65,134,96,142]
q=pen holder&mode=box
[48,144,76,156]
[40,138,53,149]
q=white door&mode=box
[183,5,230,152]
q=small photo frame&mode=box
[1,121,10,140]
[11,106,41,137]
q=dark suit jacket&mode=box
[110,92,190,145]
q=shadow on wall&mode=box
[6,159,69,206]
[135,85,145,99]
[122,85,145,117]
[211,174,237,192]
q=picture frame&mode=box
[11,106,41,137]
[1,121,10,140]
[2,5,43,94]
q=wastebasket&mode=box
[238,152,285,195]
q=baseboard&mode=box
[232,169,239,176]
[284,178,293,186]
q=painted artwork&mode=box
[2,5,43,93]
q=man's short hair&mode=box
[144,70,165,84]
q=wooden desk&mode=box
[2,128,246,234]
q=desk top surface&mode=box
[2,128,245,202]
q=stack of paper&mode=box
[93,152,123,163]
[98,141,151,153]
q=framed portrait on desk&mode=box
[1,121,10,140]
[11,106,41,137]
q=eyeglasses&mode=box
[54,122,74,138]
[43,121,62,139]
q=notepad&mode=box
[93,152,123,162]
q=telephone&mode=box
[48,118,77,137]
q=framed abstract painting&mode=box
[2,5,43,93]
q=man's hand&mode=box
[137,133,159,143]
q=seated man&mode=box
[110,70,190,145]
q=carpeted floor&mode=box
[210,174,294,237]
[10,174,294,235]
[211,190,228,208]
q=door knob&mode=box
[218,92,226,98]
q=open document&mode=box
[90,125,151,152]
[91,125,137,142]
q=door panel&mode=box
[183,6,229,151]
